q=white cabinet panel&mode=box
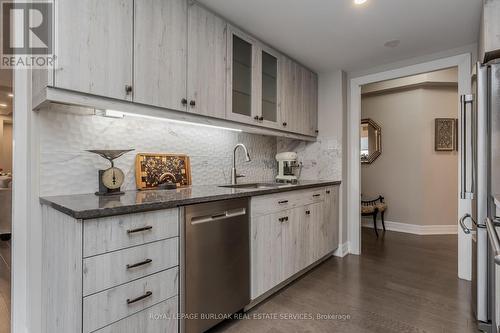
[55,0,133,100]
[187,4,227,118]
[134,0,187,111]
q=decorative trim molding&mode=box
[361,219,457,235]
[333,242,350,257]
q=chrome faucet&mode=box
[231,143,251,185]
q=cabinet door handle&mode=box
[181,98,188,106]
[127,225,153,234]
[305,210,311,215]
[189,100,196,107]
[259,116,264,121]
[278,200,288,204]
[326,190,331,194]
[254,115,259,121]
[125,85,133,95]
[313,194,321,198]
[126,291,153,305]
[126,258,153,269]
[282,122,287,127]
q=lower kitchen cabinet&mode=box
[250,186,339,300]
[41,206,180,333]
[251,211,284,299]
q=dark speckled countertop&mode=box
[40,180,341,219]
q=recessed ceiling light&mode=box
[354,0,367,5]
[384,39,401,48]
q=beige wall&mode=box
[361,85,458,226]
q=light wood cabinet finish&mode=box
[187,3,227,118]
[42,206,83,333]
[226,26,259,124]
[94,297,179,333]
[83,209,179,257]
[250,186,339,300]
[41,205,180,333]
[55,0,133,100]
[324,186,340,255]
[480,0,500,64]
[251,211,283,299]
[280,59,318,136]
[134,0,188,111]
[281,207,308,278]
[83,238,178,296]
[83,268,179,333]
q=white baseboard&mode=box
[361,219,457,235]
[333,242,349,257]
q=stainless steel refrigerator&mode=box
[462,62,500,333]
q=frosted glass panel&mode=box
[232,35,252,116]
[262,51,277,122]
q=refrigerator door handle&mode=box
[459,213,472,234]
[486,217,500,265]
[460,94,475,200]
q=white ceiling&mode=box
[198,0,482,72]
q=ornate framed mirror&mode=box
[360,119,382,164]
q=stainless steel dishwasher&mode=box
[184,198,250,333]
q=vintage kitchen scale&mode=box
[87,149,134,196]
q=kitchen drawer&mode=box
[83,238,178,296]
[93,296,178,333]
[83,267,179,333]
[251,187,326,217]
[83,209,179,257]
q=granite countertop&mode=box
[40,180,341,219]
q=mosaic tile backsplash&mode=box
[39,104,278,196]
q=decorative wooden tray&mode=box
[135,153,192,190]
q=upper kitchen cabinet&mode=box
[259,47,281,129]
[187,4,227,119]
[55,0,134,101]
[226,26,283,129]
[134,0,187,111]
[479,0,500,64]
[226,27,258,124]
[280,58,318,136]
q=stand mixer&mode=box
[276,152,300,183]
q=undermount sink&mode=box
[219,183,286,189]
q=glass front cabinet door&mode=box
[226,26,281,128]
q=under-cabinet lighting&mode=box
[354,0,367,4]
[7,93,13,98]
[97,109,242,133]
[0,103,7,108]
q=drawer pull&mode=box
[279,216,289,222]
[313,194,321,198]
[305,210,311,215]
[126,258,153,269]
[326,190,331,194]
[278,200,289,204]
[126,291,153,305]
[127,225,153,234]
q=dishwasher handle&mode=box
[191,208,247,225]
[486,217,500,265]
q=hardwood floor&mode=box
[0,240,10,333]
[212,228,477,333]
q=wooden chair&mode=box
[361,195,387,237]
